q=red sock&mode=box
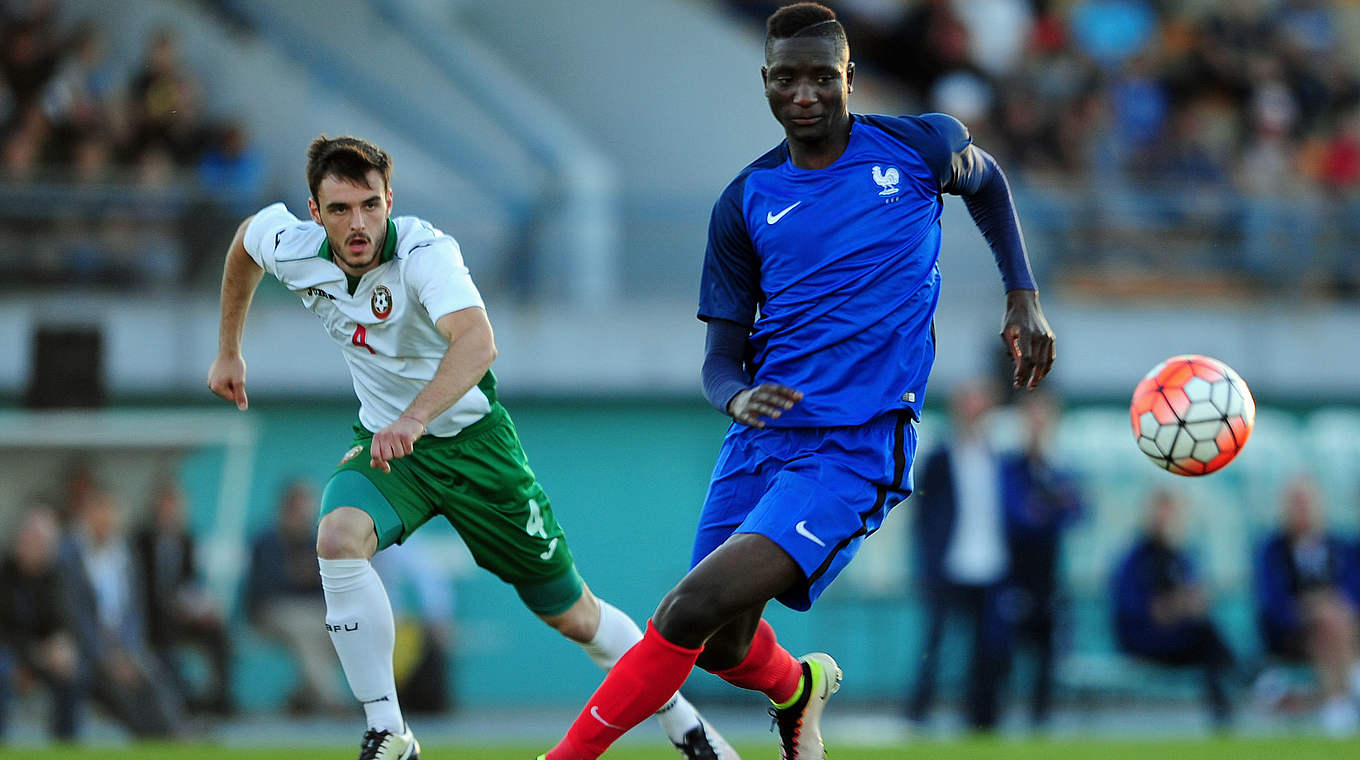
[546,621,702,760]
[708,618,802,704]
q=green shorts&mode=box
[320,403,583,616]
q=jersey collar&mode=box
[316,218,398,264]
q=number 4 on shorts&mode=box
[525,498,558,560]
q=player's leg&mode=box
[318,435,433,760]
[545,536,801,760]
[434,405,736,756]
[1305,595,1360,735]
[710,411,910,759]
[534,582,738,758]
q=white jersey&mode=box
[243,202,493,437]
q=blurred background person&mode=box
[57,484,181,737]
[1254,474,1360,736]
[133,478,233,717]
[0,502,84,742]
[1110,489,1235,729]
[906,377,1011,732]
[1001,389,1086,729]
[243,479,348,715]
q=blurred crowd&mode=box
[0,466,454,743]
[2,0,1358,297]
[903,379,1360,737]
[727,0,1360,297]
[0,0,264,288]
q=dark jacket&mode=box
[0,556,79,664]
[132,526,197,647]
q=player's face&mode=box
[308,170,393,276]
[762,36,854,146]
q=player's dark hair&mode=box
[764,2,848,61]
[305,135,392,200]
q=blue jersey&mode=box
[700,113,993,426]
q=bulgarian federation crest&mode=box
[339,444,363,465]
[371,285,393,319]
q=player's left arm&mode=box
[923,112,1056,390]
[368,306,496,472]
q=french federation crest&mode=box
[872,165,900,196]
[371,285,393,319]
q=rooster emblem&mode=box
[872,165,900,196]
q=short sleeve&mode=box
[241,202,302,275]
[697,180,760,326]
[403,237,485,321]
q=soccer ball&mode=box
[1130,354,1256,476]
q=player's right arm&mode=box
[208,215,262,411]
[702,318,800,427]
[697,169,803,426]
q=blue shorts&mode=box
[691,409,916,611]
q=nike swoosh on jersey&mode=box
[795,520,826,547]
[766,201,802,224]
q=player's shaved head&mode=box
[306,135,392,201]
[765,2,848,62]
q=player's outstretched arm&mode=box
[208,216,263,411]
[369,306,497,472]
[1001,289,1055,390]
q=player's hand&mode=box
[1000,289,1056,390]
[728,383,802,428]
[370,415,426,473]
[207,353,249,410]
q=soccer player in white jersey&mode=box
[207,135,738,760]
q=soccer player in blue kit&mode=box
[540,4,1055,759]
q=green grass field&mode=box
[0,737,1353,760]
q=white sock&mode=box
[1350,661,1360,700]
[319,557,404,733]
[582,598,702,744]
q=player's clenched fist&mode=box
[728,383,803,428]
[208,353,249,411]
[369,415,426,472]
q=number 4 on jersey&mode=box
[525,498,558,560]
[351,325,376,354]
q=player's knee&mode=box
[540,589,600,642]
[653,586,721,646]
[695,633,750,672]
[315,507,376,559]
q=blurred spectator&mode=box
[1236,55,1320,283]
[40,21,115,151]
[1000,390,1085,728]
[126,27,208,166]
[1111,489,1235,728]
[906,378,1010,732]
[371,534,457,714]
[197,121,267,204]
[891,0,975,102]
[243,480,348,715]
[1254,474,1360,736]
[133,479,233,717]
[0,13,58,114]
[0,502,84,741]
[1068,0,1157,71]
[57,485,181,737]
